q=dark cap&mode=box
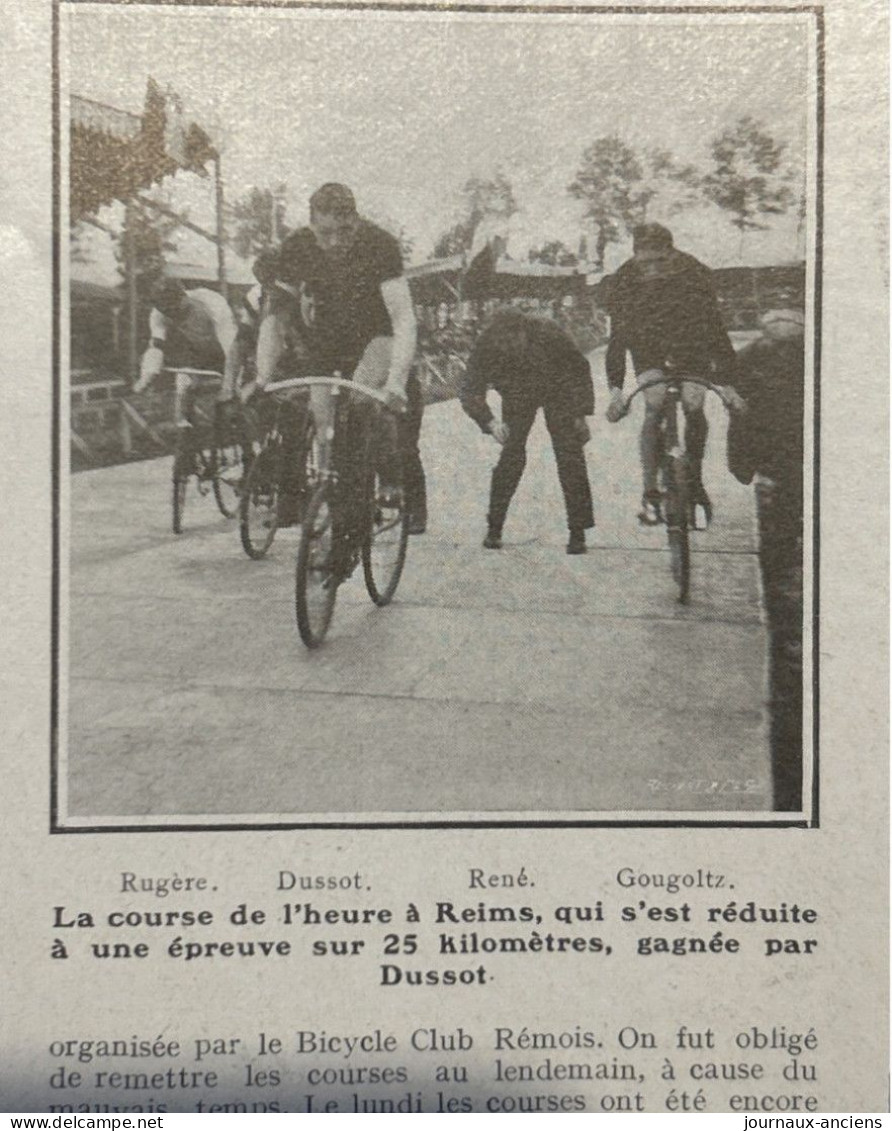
[632,223,674,253]
[309,183,357,217]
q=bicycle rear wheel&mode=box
[239,443,281,559]
[295,481,338,648]
[362,473,410,606]
[212,430,244,519]
[663,454,691,604]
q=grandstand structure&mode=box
[69,80,230,465]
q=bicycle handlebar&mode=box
[612,373,736,421]
[259,375,403,413]
[162,368,223,379]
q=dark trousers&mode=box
[400,373,427,518]
[755,477,804,811]
[489,398,594,534]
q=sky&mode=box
[66,3,814,272]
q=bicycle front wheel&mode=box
[295,482,338,648]
[239,443,280,560]
[664,454,691,604]
[362,474,410,606]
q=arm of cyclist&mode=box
[133,308,167,393]
[701,282,747,413]
[217,311,241,402]
[253,287,292,394]
[380,276,417,410]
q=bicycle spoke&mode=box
[212,442,243,519]
[295,484,338,647]
[239,446,282,559]
[363,477,409,606]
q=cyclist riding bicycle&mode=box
[254,183,422,528]
[604,223,744,526]
[134,277,240,417]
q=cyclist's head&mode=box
[760,308,805,341]
[252,247,280,287]
[309,183,359,253]
[632,223,675,279]
[152,277,188,320]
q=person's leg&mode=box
[172,376,197,480]
[680,381,708,495]
[755,476,804,810]
[352,336,401,497]
[486,399,537,543]
[543,403,594,550]
[400,372,427,533]
[278,397,313,526]
[328,398,369,574]
[637,369,666,521]
[310,385,335,472]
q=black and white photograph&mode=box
[58,1,819,827]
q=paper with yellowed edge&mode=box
[0,0,887,1115]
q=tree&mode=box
[228,183,288,259]
[701,116,795,255]
[568,137,650,271]
[641,148,702,221]
[114,202,181,302]
[433,171,517,259]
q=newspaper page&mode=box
[0,0,888,1116]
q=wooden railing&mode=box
[70,376,179,467]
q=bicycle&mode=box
[169,368,248,535]
[610,371,739,604]
[238,383,319,560]
[275,376,410,648]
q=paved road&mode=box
[66,349,772,822]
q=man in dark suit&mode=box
[460,309,595,554]
[728,308,806,811]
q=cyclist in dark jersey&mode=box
[257,184,427,532]
[605,223,743,526]
[727,308,805,811]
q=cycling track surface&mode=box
[63,347,775,824]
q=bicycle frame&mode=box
[289,376,409,647]
[167,368,223,428]
[615,371,730,604]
